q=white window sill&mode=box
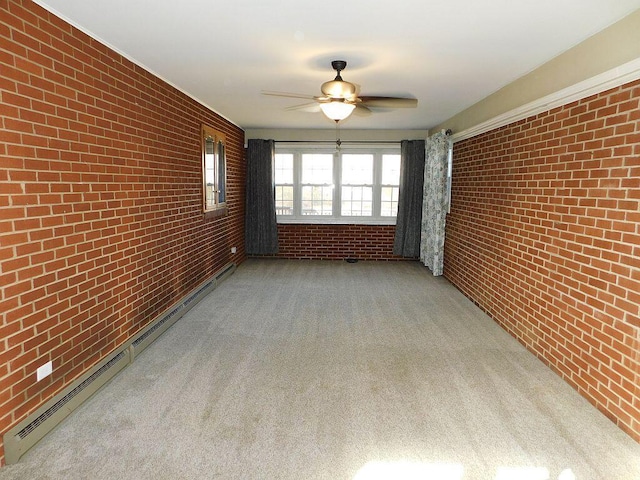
[277,217,396,226]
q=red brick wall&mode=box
[263,224,409,260]
[444,80,640,441]
[0,0,246,465]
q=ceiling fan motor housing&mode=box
[321,60,356,99]
[321,80,356,98]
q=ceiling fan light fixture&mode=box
[320,101,355,121]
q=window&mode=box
[381,154,401,216]
[274,145,401,224]
[274,153,294,215]
[301,154,333,215]
[202,125,227,214]
[341,154,373,216]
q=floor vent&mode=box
[3,262,236,465]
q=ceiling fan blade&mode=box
[353,104,372,116]
[261,90,316,100]
[285,102,322,113]
[358,96,418,108]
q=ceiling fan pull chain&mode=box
[335,120,342,152]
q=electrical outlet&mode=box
[36,361,53,381]
[231,247,237,254]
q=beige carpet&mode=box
[1,259,639,479]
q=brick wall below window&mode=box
[255,224,410,260]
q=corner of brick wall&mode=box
[0,0,246,465]
[444,79,640,442]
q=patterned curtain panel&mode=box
[393,140,426,257]
[245,139,279,255]
[420,131,451,275]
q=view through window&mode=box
[274,145,401,224]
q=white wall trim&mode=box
[451,57,640,143]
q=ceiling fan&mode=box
[263,60,418,122]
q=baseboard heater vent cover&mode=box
[4,350,130,465]
[3,262,236,465]
[129,302,186,361]
[129,262,235,360]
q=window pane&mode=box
[382,154,401,185]
[202,125,226,213]
[302,185,332,215]
[342,154,373,185]
[217,141,226,203]
[204,139,215,209]
[380,186,399,216]
[275,154,293,184]
[302,154,333,184]
[275,186,293,215]
[301,154,333,215]
[342,186,373,216]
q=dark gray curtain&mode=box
[245,139,279,255]
[393,139,426,257]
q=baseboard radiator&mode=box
[3,262,236,465]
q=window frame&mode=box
[274,144,401,225]
[201,124,227,216]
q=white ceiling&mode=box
[35,1,640,131]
